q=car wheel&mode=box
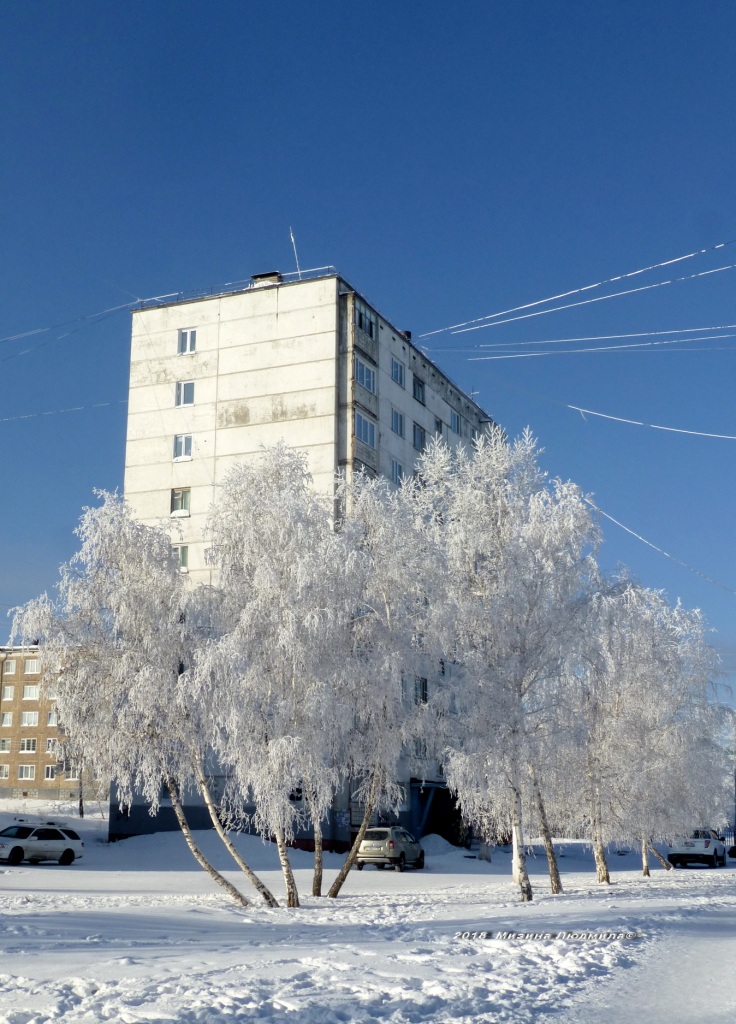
[59,850,75,866]
[8,847,24,866]
[356,861,364,871]
[395,854,405,873]
[416,851,425,870]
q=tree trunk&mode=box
[532,771,562,894]
[641,836,651,877]
[274,826,300,908]
[78,774,84,819]
[327,771,380,899]
[195,767,279,907]
[647,842,673,871]
[510,782,533,902]
[164,776,251,910]
[305,789,324,897]
[590,789,610,884]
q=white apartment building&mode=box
[120,268,495,845]
[124,268,495,580]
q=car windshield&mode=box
[0,826,33,839]
[364,830,389,840]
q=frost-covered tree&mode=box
[418,431,598,902]
[197,446,361,906]
[325,468,447,898]
[568,576,728,881]
[12,492,277,909]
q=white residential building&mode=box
[119,268,496,845]
[124,268,495,580]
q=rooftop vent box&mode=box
[251,271,283,288]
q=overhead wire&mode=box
[584,499,736,596]
[450,262,736,335]
[419,236,736,338]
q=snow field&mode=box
[1,812,734,1023]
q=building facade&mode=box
[118,269,495,844]
[0,647,77,800]
[124,269,495,581]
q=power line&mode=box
[569,405,736,441]
[585,499,736,596]
[452,262,736,336]
[476,324,736,350]
[466,332,736,361]
[419,236,736,339]
[0,399,127,425]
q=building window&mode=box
[44,765,56,780]
[177,329,196,354]
[46,738,57,754]
[24,659,40,674]
[3,659,15,675]
[21,712,39,727]
[19,738,37,753]
[451,410,461,435]
[18,765,36,780]
[391,409,405,438]
[64,766,79,781]
[1,713,12,727]
[390,459,404,486]
[0,738,10,752]
[173,434,193,460]
[1,686,14,701]
[47,710,58,727]
[354,298,377,340]
[173,545,189,573]
[354,355,376,394]
[0,765,8,780]
[415,676,428,704]
[435,417,443,436]
[355,410,376,449]
[391,358,405,389]
[413,376,425,405]
[170,488,191,516]
[23,684,39,700]
[413,423,426,451]
[175,381,195,406]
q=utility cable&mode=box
[419,236,736,338]
[452,263,736,335]
[585,499,736,596]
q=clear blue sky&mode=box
[2,1,735,687]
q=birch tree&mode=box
[325,468,447,898]
[12,492,277,909]
[570,576,727,880]
[197,446,361,906]
[418,431,598,901]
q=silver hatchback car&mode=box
[356,826,425,871]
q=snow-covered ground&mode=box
[1,802,734,1023]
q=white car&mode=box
[356,826,425,871]
[0,820,84,866]
[667,829,727,868]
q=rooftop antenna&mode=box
[289,227,302,279]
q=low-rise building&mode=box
[0,647,78,801]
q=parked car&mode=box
[667,829,727,868]
[0,820,84,866]
[356,826,424,871]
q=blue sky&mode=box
[2,1,735,686]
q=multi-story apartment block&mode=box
[124,269,495,581]
[0,647,77,800]
[118,269,496,844]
